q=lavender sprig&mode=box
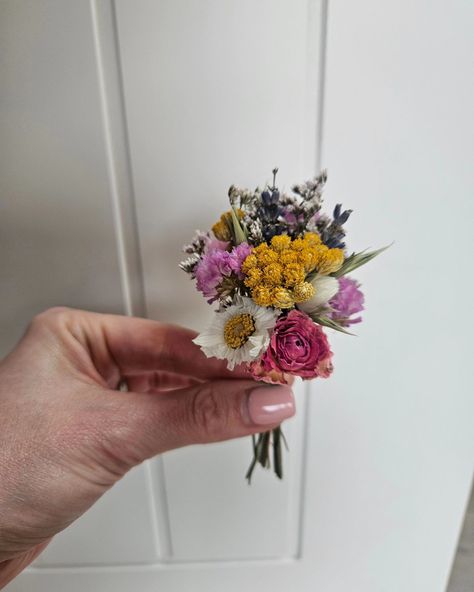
[316,204,352,249]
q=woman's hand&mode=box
[0,308,294,587]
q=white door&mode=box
[1,1,473,591]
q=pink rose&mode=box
[253,310,333,380]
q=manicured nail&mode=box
[246,386,295,425]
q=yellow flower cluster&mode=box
[242,233,344,309]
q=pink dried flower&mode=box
[205,239,229,253]
[252,310,333,380]
[329,277,364,326]
[195,242,252,302]
[249,362,291,385]
[226,242,252,279]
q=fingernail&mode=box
[246,386,295,425]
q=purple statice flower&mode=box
[329,277,365,326]
[283,210,321,233]
[205,238,229,253]
[195,249,232,302]
[227,242,252,279]
[195,242,252,302]
[180,233,229,279]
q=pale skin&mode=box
[0,307,295,588]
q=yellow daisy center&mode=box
[224,313,256,349]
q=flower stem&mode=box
[272,167,279,190]
[273,426,283,479]
[245,427,286,483]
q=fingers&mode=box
[102,315,252,379]
[66,310,251,381]
[125,370,202,394]
[28,308,252,386]
[109,380,295,463]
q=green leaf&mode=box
[309,313,355,335]
[230,207,247,244]
[334,243,392,278]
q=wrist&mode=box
[0,542,50,590]
[0,468,52,563]
[0,557,21,590]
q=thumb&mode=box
[114,379,295,464]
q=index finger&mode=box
[90,313,252,381]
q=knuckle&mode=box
[91,423,141,478]
[189,385,225,439]
[43,305,72,316]
[31,306,73,329]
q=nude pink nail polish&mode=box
[247,386,295,425]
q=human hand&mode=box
[0,308,295,587]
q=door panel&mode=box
[114,0,321,562]
[0,0,125,354]
[36,466,157,566]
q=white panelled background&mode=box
[1,1,473,591]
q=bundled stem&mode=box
[245,427,287,483]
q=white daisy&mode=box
[193,297,279,370]
[297,274,339,316]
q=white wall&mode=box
[309,1,474,589]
